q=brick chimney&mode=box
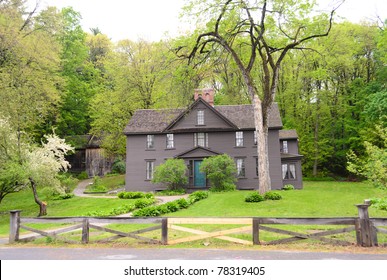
[194,88,214,107]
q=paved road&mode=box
[0,247,386,260]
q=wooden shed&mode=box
[65,135,113,177]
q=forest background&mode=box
[1,0,386,179]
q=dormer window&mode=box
[282,140,288,153]
[166,134,174,149]
[197,110,204,125]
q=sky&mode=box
[26,0,387,42]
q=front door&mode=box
[193,160,206,187]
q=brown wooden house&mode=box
[65,135,113,177]
[124,89,303,192]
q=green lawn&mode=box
[167,181,387,218]
[0,180,385,239]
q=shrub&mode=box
[86,176,107,193]
[156,189,186,196]
[58,174,78,193]
[370,197,387,211]
[164,201,180,212]
[176,198,189,209]
[264,191,282,201]
[111,159,126,174]
[134,198,155,209]
[77,171,89,180]
[152,159,188,190]
[188,191,209,204]
[282,184,295,191]
[200,154,237,192]
[245,192,264,203]
[118,191,154,199]
[132,206,162,217]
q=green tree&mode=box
[347,125,387,189]
[200,154,237,192]
[152,159,188,190]
[56,7,101,136]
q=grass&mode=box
[0,180,386,248]
[85,174,125,193]
[0,187,135,237]
[166,181,386,218]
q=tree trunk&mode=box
[252,94,271,194]
[29,177,47,217]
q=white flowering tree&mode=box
[0,118,74,216]
[26,134,74,216]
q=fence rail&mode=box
[8,201,387,247]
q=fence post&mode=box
[9,210,21,243]
[252,218,260,245]
[82,218,89,244]
[161,218,168,245]
[356,200,377,247]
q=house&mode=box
[124,89,303,192]
[65,135,113,177]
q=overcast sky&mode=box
[26,0,387,42]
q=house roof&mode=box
[64,135,101,149]
[124,100,283,134]
[279,129,298,140]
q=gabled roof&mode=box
[164,97,238,131]
[174,146,221,159]
[279,129,298,140]
[124,99,283,134]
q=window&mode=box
[282,163,296,180]
[166,134,174,149]
[197,110,204,125]
[254,131,257,145]
[146,135,154,149]
[255,157,259,177]
[146,161,155,180]
[236,158,245,178]
[194,133,208,147]
[282,140,288,153]
[236,131,244,147]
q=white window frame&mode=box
[146,135,154,149]
[197,110,204,125]
[146,161,154,180]
[282,140,288,153]
[194,133,208,147]
[166,134,174,149]
[282,163,296,180]
[236,131,244,147]
[254,131,257,145]
[236,158,245,178]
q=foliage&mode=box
[118,192,154,199]
[282,184,295,191]
[369,198,387,211]
[111,158,126,174]
[188,191,209,204]
[176,198,190,209]
[152,159,188,190]
[134,198,156,209]
[200,154,237,192]
[77,171,89,180]
[85,176,107,193]
[132,191,210,217]
[156,189,186,196]
[264,191,282,201]
[85,204,136,217]
[347,125,387,189]
[245,192,265,203]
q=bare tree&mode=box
[179,0,343,194]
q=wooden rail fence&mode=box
[9,200,387,247]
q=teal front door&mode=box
[194,160,206,187]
